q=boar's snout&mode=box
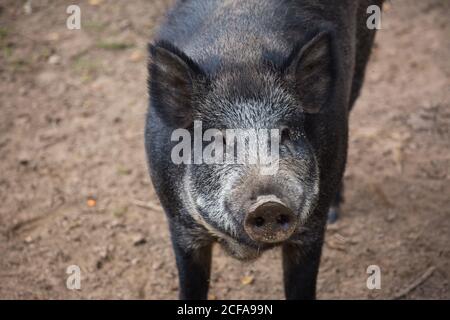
[244,196,297,244]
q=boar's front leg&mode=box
[170,225,212,300]
[282,240,323,300]
[327,182,344,224]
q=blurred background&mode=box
[0,0,449,299]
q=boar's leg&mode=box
[282,241,323,300]
[327,182,344,224]
[170,227,212,300]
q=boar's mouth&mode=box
[216,236,279,261]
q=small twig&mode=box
[393,266,436,299]
[132,199,162,212]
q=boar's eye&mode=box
[280,127,291,145]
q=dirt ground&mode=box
[0,0,449,300]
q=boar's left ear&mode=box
[285,31,333,114]
[149,41,204,127]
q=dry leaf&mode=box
[89,0,104,6]
[87,198,97,207]
[241,275,254,285]
[129,50,144,62]
[47,32,60,42]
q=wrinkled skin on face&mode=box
[182,70,320,260]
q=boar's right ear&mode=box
[149,41,204,127]
[284,31,334,114]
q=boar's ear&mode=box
[149,41,204,127]
[285,31,333,114]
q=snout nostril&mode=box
[254,216,265,227]
[276,214,290,226]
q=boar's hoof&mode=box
[327,206,340,224]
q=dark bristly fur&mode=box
[145,0,383,299]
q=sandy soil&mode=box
[0,0,449,299]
